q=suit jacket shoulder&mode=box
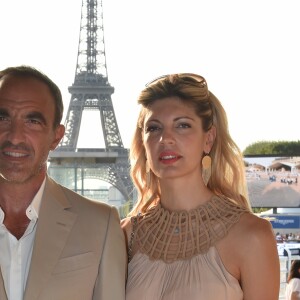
[22,176,126,300]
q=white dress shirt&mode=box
[0,179,45,300]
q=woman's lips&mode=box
[159,151,182,164]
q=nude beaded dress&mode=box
[125,196,248,300]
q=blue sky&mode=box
[0,0,299,151]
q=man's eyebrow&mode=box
[27,111,47,125]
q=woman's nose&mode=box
[159,128,175,144]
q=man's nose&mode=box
[6,120,26,144]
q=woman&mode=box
[286,260,300,300]
[121,73,280,299]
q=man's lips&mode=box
[4,151,28,158]
[1,143,31,158]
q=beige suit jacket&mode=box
[0,176,127,300]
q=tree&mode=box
[243,140,300,156]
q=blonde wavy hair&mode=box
[129,73,251,216]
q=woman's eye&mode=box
[177,123,191,128]
[145,125,160,133]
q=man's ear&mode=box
[50,124,65,150]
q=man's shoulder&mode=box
[62,185,113,211]
[47,176,116,216]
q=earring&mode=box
[146,160,151,188]
[202,153,211,186]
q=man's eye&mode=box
[27,119,42,125]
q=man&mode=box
[0,65,127,300]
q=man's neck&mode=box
[0,177,45,214]
[0,176,45,240]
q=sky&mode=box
[0,0,299,152]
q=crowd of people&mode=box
[276,232,300,243]
[0,66,280,299]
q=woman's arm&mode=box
[238,215,280,300]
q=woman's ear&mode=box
[204,126,216,153]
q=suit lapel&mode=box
[24,177,77,300]
[0,269,8,300]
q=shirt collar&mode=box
[0,178,46,225]
[25,178,46,220]
[0,178,46,223]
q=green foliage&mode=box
[252,207,271,214]
[243,140,300,156]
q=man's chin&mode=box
[0,171,45,185]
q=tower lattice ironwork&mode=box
[48,0,134,202]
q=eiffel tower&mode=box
[48,0,134,205]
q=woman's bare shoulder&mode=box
[237,212,274,240]
[226,212,277,259]
[219,211,275,248]
[120,216,132,249]
[120,216,132,234]
[218,211,280,298]
[230,213,280,299]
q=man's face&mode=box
[0,75,64,184]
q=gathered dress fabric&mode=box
[285,278,300,300]
[125,195,248,300]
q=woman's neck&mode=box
[159,176,214,211]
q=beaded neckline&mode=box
[131,195,248,263]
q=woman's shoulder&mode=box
[229,212,275,244]
[239,212,274,237]
[120,216,131,228]
[217,211,280,295]
[120,216,132,236]
[290,278,300,283]
[120,216,132,250]
[223,212,278,263]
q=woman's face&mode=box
[142,97,215,182]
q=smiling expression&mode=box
[0,75,64,184]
